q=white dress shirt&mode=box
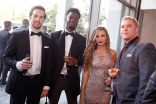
[26,27,42,75]
[16,27,42,76]
[16,27,49,90]
[60,29,75,75]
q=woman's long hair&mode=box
[83,27,110,71]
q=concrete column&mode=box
[87,0,101,38]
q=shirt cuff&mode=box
[43,86,50,90]
[16,61,23,71]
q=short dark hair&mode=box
[47,29,52,32]
[66,8,81,18]
[29,5,46,19]
[41,25,47,30]
[4,21,11,28]
[13,26,18,29]
[22,19,29,24]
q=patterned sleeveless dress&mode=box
[84,50,113,104]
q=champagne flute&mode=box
[104,70,111,91]
[64,51,72,71]
[26,53,30,61]
[23,53,31,75]
[64,51,71,62]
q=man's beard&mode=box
[68,26,75,30]
[32,22,42,29]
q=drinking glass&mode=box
[108,68,120,84]
[64,51,71,62]
[104,70,111,91]
[109,68,119,75]
[26,53,30,61]
[64,56,69,62]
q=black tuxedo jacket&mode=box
[0,29,11,58]
[3,29,51,95]
[115,38,156,104]
[50,30,86,99]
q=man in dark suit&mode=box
[3,5,51,104]
[47,29,52,36]
[142,70,156,104]
[0,21,11,85]
[13,26,18,30]
[109,16,156,104]
[49,8,86,104]
[13,19,29,32]
[41,25,50,38]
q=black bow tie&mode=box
[31,31,42,36]
[65,32,74,37]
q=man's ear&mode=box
[136,27,139,33]
[29,16,31,21]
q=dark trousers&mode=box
[112,96,116,104]
[0,58,10,82]
[10,75,42,104]
[49,77,77,104]
[112,84,116,104]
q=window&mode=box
[73,0,91,38]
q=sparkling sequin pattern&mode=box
[84,50,113,104]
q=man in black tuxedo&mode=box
[109,16,156,104]
[0,21,11,85]
[49,8,86,104]
[3,5,51,104]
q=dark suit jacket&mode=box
[0,29,11,58]
[3,29,51,96]
[43,32,50,38]
[50,30,86,99]
[142,70,156,104]
[13,26,27,32]
[115,38,156,104]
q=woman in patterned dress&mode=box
[79,27,116,104]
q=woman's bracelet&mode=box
[81,84,86,90]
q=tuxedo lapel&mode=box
[41,34,44,66]
[60,30,65,57]
[117,55,121,69]
[22,29,30,74]
[120,38,140,68]
[25,29,30,55]
[69,32,78,57]
[60,31,65,56]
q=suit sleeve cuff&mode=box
[16,61,23,71]
[43,86,50,90]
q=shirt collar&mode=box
[29,27,33,36]
[29,27,41,36]
[126,36,139,48]
[65,29,75,34]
